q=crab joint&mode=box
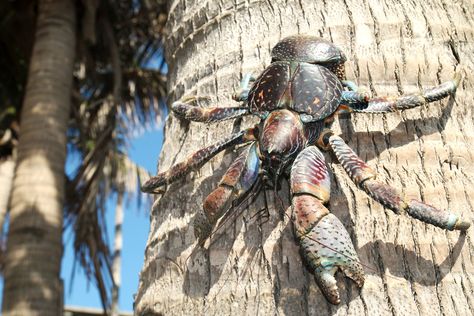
[316,129,334,150]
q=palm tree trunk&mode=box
[0,158,15,238]
[136,0,474,314]
[111,188,124,316]
[1,0,75,315]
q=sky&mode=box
[0,128,164,313]
[60,128,164,312]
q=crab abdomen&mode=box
[248,61,342,121]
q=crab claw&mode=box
[299,213,365,304]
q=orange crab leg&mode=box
[194,142,260,242]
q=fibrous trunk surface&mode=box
[136,1,474,315]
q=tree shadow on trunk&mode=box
[2,206,62,314]
[359,234,466,286]
[182,178,287,299]
[337,94,456,163]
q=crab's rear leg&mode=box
[141,127,257,193]
[324,133,470,230]
[340,72,461,113]
[291,146,364,304]
[195,142,260,243]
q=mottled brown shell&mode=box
[247,61,342,122]
[271,35,346,65]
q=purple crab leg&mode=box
[172,100,249,123]
[141,127,257,193]
[340,72,461,113]
[172,75,255,122]
[194,142,260,242]
[290,146,364,304]
[327,134,471,231]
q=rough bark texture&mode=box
[1,0,75,315]
[0,158,14,237]
[136,0,474,315]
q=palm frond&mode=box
[66,1,168,309]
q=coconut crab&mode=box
[141,35,470,304]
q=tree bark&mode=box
[1,0,75,315]
[112,188,124,316]
[0,158,15,238]
[136,0,474,315]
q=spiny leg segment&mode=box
[340,72,461,113]
[141,127,257,193]
[326,133,470,231]
[290,146,364,304]
[195,142,260,242]
[172,99,249,122]
[172,74,255,122]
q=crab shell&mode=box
[271,35,347,65]
[248,35,346,123]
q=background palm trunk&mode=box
[112,188,124,316]
[0,158,14,238]
[136,0,474,314]
[1,0,75,315]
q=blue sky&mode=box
[0,128,164,313]
[60,128,164,312]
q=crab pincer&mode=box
[291,146,364,304]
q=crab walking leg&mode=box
[141,127,257,193]
[172,100,249,122]
[172,75,254,122]
[232,73,255,102]
[340,72,461,113]
[328,135,471,231]
[194,142,260,242]
[290,146,364,304]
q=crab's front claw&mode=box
[298,213,365,304]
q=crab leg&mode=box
[290,146,364,304]
[232,73,255,102]
[194,142,260,242]
[141,127,257,193]
[172,100,249,122]
[340,72,461,113]
[327,134,470,231]
[172,74,255,122]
